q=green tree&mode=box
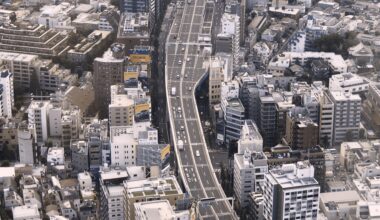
[1,160,10,167]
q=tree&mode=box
[1,160,10,167]
[313,32,359,58]
[345,130,353,142]
[322,135,330,148]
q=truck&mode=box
[178,140,184,150]
[171,87,176,96]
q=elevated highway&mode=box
[165,0,237,219]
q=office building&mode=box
[238,120,263,154]
[136,144,170,169]
[68,30,112,64]
[28,101,49,144]
[123,0,149,13]
[85,119,109,170]
[109,91,135,127]
[263,162,320,220]
[259,96,277,148]
[134,200,189,220]
[285,112,319,150]
[124,176,184,220]
[18,121,35,165]
[100,168,129,220]
[0,69,13,118]
[221,98,245,143]
[110,126,138,167]
[209,54,233,105]
[275,101,296,143]
[71,140,89,172]
[234,150,268,208]
[329,91,361,145]
[117,13,150,52]
[93,43,125,116]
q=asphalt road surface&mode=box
[165,0,236,219]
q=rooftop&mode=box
[268,162,319,188]
[124,176,182,198]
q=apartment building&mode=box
[0,69,13,118]
[117,13,150,52]
[234,150,268,208]
[263,162,320,220]
[317,90,334,147]
[329,91,361,145]
[93,43,125,116]
[28,101,49,144]
[0,23,69,57]
[100,168,129,220]
[0,52,38,89]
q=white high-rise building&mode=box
[234,150,268,208]
[110,126,138,167]
[0,70,14,118]
[328,91,361,145]
[221,13,240,70]
[100,168,129,220]
[263,162,320,220]
[238,120,263,154]
[18,122,34,164]
[28,101,50,144]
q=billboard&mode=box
[135,101,150,122]
[160,144,170,161]
[129,54,151,63]
[124,71,138,81]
